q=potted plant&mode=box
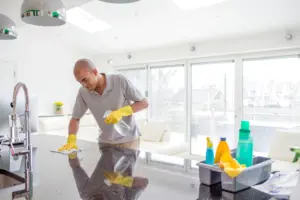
[54,101,64,114]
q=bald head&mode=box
[73,59,99,91]
[74,58,96,74]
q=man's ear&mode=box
[92,68,98,75]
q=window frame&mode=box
[187,60,235,155]
[114,48,300,169]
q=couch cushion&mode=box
[160,128,171,142]
[141,120,169,142]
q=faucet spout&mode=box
[10,82,29,144]
[9,82,33,200]
[12,82,29,113]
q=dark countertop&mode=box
[0,135,278,200]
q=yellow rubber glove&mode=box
[218,151,246,178]
[58,134,78,152]
[104,171,134,187]
[104,105,133,124]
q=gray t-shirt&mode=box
[72,74,144,144]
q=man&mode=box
[58,59,148,151]
[68,144,148,200]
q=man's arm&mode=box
[120,74,149,112]
[70,89,88,135]
[69,118,80,135]
[130,98,148,113]
[58,90,87,151]
[104,75,148,125]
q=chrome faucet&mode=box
[8,82,33,200]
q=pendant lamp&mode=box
[99,0,140,3]
[0,14,17,40]
[21,0,66,26]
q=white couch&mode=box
[39,115,188,156]
[136,119,188,155]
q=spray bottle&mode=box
[205,137,214,165]
[290,146,300,200]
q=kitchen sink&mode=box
[0,169,25,190]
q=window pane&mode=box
[118,68,147,120]
[191,62,235,156]
[243,57,300,153]
[150,65,185,133]
[149,65,186,165]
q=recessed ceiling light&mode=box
[173,0,228,10]
[66,7,112,33]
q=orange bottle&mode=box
[214,137,230,163]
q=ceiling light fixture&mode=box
[173,0,228,10]
[0,14,17,40]
[21,0,66,26]
[67,7,112,33]
[98,0,140,4]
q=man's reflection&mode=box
[68,142,148,200]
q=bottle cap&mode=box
[220,137,226,141]
[206,137,213,148]
[241,121,250,130]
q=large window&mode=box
[116,52,300,169]
[243,56,300,154]
[149,65,186,165]
[118,68,147,120]
[191,62,235,156]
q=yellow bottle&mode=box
[214,137,230,163]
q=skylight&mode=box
[172,0,228,10]
[66,7,112,33]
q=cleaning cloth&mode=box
[218,151,246,178]
[50,148,85,155]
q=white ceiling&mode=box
[1,0,300,54]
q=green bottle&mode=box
[236,121,253,167]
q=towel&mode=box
[50,148,85,155]
[218,151,246,178]
[253,171,299,199]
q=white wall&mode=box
[1,28,298,116]
[100,30,300,67]
[0,28,104,116]
[15,42,80,115]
